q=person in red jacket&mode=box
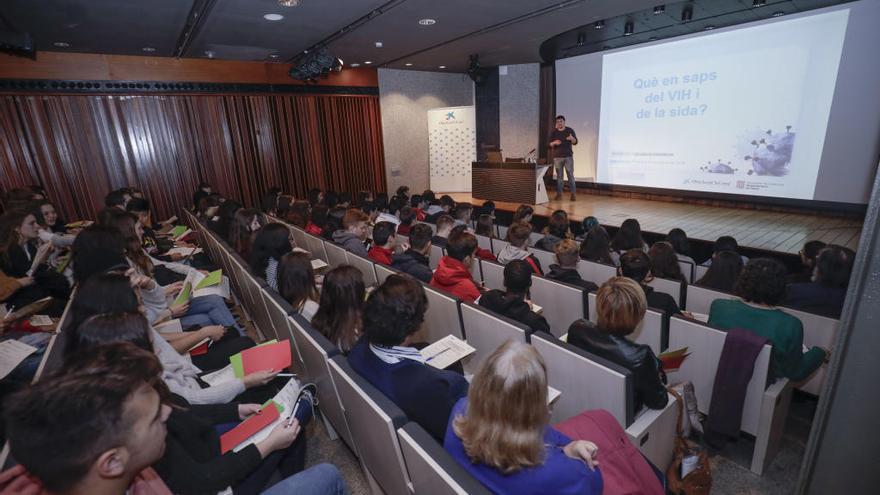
[368,221,396,265]
[430,230,481,303]
[450,224,496,262]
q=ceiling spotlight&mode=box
[438,65,446,69]
[53,41,70,48]
[142,47,156,52]
[593,20,605,29]
[268,54,279,59]
[418,18,436,26]
[364,60,372,64]
[704,25,715,31]
[204,50,215,58]
[681,6,693,23]
[375,41,383,48]
[278,0,300,6]
[752,0,766,6]
[263,13,283,21]
[653,5,665,15]
[350,63,360,67]
[405,63,413,66]
[772,10,785,17]
[624,21,634,36]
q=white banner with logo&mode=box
[428,106,476,192]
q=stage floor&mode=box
[445,192,862,255]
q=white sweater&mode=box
[151,329,245,404]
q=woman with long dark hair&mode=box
[250,223,293,291]
[579,226,617,266]
[311,266,365,353]
[278,252,320,320]
[648,241,687,283]
[696,250,744,292]
[611,218,647,253]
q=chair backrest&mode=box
[324,241,350,269]
[694,264,709,281]
[577,260,617,287]
[328,355,412,495]
[347,253,379,288]
[665,316,771,436]
[587,292,666,354]
[459,303,529,374]
[479,259,505,291]
[678,260,695,283]
[304,234,329,263]
[685,285,732,315]
[529,276,587,338]
[490,238,509,257]
[422,284,465,341]
[263,291,308,376]
[529,248,556,274]
[290,225,308,250]
[647,276,684,307]
[531,331,635,426]
[429,244,445,270]
[397,422,492,495]
[287,314,355,450]
[779,306,839,395]
[376,263,397,285]
[496,224,508,241]
[528,231,544,247]
[475,233,492,252]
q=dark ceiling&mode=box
[0,0,852,73]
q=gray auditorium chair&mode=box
[422,284,465,341]
[666,315,791,474]
[694,264,709,281]
[324,241,350,269]
[397,422,492,495]
[647,276,685,307]
[429,244,445,270]
[529,276,588,338]
[329,355,411,495]
[678,260,695,283]
[684,284,732,315]
[779,306,839,396]
[490,238,509,257]
[289,224,308,250]
[475,233,492,252]
[529,248,556,273]
[304,233,329,263]
[577,259,618,287]
[376,263,396,285]
[478,259,505,291]
[528,231,544,247]
[347,253,379,288]
[530,331,677,470]
[459,302,530,374]
[263,290,308,377]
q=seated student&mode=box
[648,241,688,283]
[349,275,469,442]
[475,213,495,238]
[666,228,695,266]
[430,230,481,303]
[410,194,427,221]
[368,221,396,265]
[568,277,669,410]
[512,204,534,225]
[278,252,320,321]
[580,225,618,266]
[34,199,76,248]
[305,205,327,236]
[311,266,365,354]
[397,205,416,235]
[250,223,293,291]
[696,250,743,293]
[229,208,266,260]
[785,245,854,319]
[323,206,347,241]
[479,260,550,335]
[547,239,599,292]
[105,188,131,211]
[451,224,496,261]
[709,258,827,381]
[193,181,212,211]
[789,240,827,284]
[535,209,570,252]
[332,208,369,257]
[453,202,474,227]
[497,222,543,275]
[701,235,749,267]
[0,267,52,383]
[611,218,648,254]
[431,214,455,248]
[479,200,496,218]
[619,249,682,316]
[126,197,169,258]
[3,343,174,495]
[426,195,455,223]
[577,216,600,241]
[391,223,433,283]
[445,340,602,495]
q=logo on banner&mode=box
[446,111,456,121]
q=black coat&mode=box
[391,249,433,283]
[567,319,669,411]
[478,290,550,335]
[545,264,599,293]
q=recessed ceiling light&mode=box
[405,63,413,66]
[772,10,785,17]
[438,65,446,69]
[375,41,383,48]
[418,18,436,26]
[278,0,300,6]
[263,13,284,21]
[204,50,215,59]
[53,41,70,48]
[704,25,715,31]
[364,61,372,64]
[269,54,279,59]
[350,63,360,67]
[142,47,156,53]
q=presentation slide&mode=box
[598,10,847,200]
[556,1,880,205]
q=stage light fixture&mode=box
[654,5,665,15]
[418,18,436,26]
[289,47,346,81]
[772,11,785,17]
[576,33,586,46]
[350,63,360,67]
[593,20,605,29]
[53,41,70,47]
[624,21,634,36]
[278,0,300,6]
[681,6,693,23]
[752,0,766,6]
[263,13,283,21]
[142,47,156,53]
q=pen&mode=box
[426,347,450,362]
[276,373,296,377]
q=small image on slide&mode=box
[739,127,796,177]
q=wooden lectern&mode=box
[471,161,551,205]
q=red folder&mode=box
[189,342,209,356]
[219,402,280,453]
[241,340,292,375]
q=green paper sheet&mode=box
[172,282,192,306]
[169,225,187,238]
[195,269,222,290]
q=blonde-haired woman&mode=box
[568,276,669,410]
[444,340,603,494]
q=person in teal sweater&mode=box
[708,258,827,381]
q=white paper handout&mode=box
[420,335,476,370]
[232,377,303,452]
[0,340,39,379]
[166,247,203,257]
[154,319,184,334]
[182,270,231,300]
[201,364,237,387]
[548,385,562,405]
[311,259,329,271]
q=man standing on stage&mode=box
[549,115,578,201]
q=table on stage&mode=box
[471,161,551,205]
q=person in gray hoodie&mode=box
[332,208,369,257]
[497,222,543,275]
[535,209,570,252]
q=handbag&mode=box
[666,386,712,495]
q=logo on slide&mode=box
[445,111,456,121]
[700,160,738,174]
